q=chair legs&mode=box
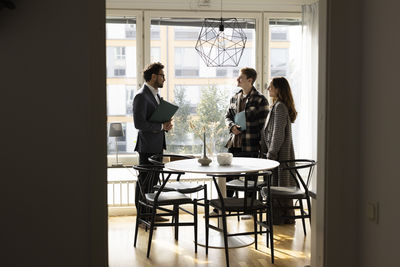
[174,205,179,241]
[134,206,141,247]
[269,221,274,264]
[146,209,156,258]
[267,205,274,263]
[205,200,209,255]
[235,190,240,221]
[135,201,198,259]
[259,199,274,263]
[221,212,230,267]
[253,213,258,250]
[194,200,198,253]
[306,196,312,226]
[299,199,307,235]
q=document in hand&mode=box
[234,111,246,131]
[149,99,179,123]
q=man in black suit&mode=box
[133,62,172,224]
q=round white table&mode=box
[165,157,279,249]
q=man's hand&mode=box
[231,125,241,135]
[162,120,173,131]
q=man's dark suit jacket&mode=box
[133,85,166,154]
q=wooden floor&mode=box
[108,214,310,267]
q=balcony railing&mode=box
[107,166,214,207]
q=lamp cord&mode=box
[220,0,222,20]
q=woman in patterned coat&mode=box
[261,77,297,224]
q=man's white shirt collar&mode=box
[145,82,160,104]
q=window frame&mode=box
[144,11,263,90]
[106,10,144,87]
[263,12,302,94]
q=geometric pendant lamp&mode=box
[195,18,247,67]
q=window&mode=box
[243,29,253,40]
[151,47,161,63]
[151,25,160,40]
[125,24,136,39]
[114,68,126,76]
[150,17,256,154]
[268,18,303,159]
[106,23,127,39]
[107,84,126,116]
[174,85,201,114]
[269,19,301,81]
[125,85,136,115]
[106,84,137,154]
[175,48,200,77]
[106,18,138,154]
[270,48,288,77]
[107,123,127,154]
[174,26,199,40]
[115,47,126,60]
[107,122,137,154]
[216,69,228,77]
[271,26,288,41]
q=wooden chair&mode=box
[148,154,208,213]
[261,159,316,235]
[225,171,272,221]
[205,171,274,267]
[133,165,198,258]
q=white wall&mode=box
[359,1,400,266]
[325,0,400,266]
[0,1,107,266]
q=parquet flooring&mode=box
[108,214,310,267]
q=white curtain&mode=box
[293,2,319,161]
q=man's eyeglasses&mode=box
[157,74,165,79]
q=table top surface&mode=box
[164,157,279,174]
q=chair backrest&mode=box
[279,159,316,192]
[148,154,194,182]
[132,165,185,203]
[148,154,194,165]
[208,171,272,213]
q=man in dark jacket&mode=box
[133,62,172,224]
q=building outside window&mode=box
[270,26,288,41]
[174,47,200,77]
[106,19,138,154]
[174,26,199,40]
[105,16,302,156]
[114,68,126,76]
[125,24,136,39]
[216,68,228,77]
[149,17,256,155]
[269,19,302,156]
[115,47,126,60]
[270,48,289,77]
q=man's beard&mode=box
[156,81,164,88]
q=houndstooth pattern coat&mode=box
[261,101,296,187]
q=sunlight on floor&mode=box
[108,215,311,267]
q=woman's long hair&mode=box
[272,77,297,123]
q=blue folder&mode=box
[234,111,246,131]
